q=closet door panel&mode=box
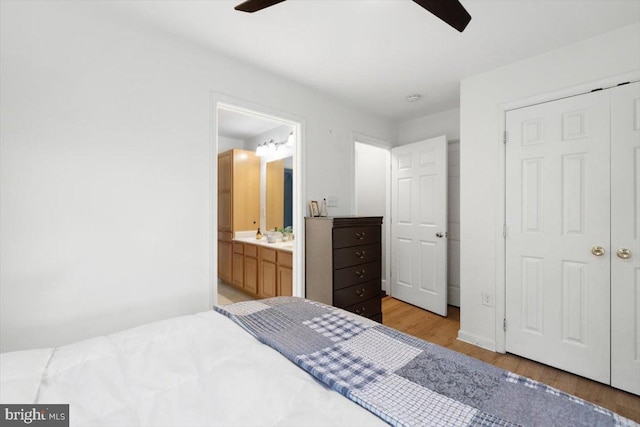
[611,81,640,395]
[505,89,611,384]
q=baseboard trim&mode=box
[457,330,497,352]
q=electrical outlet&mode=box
[327,196,338,207]
[481,292,493,307]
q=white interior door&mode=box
[505,90,611,383]
[611,81,640,395]
[391,136,448,316]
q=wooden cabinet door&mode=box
[218,240,232,283]
[218,151,232,192]
[233,150,260,232]
[218,152,233,232]
[218,193,232,232]
[277,266,292,296]
[244,256,258,294]
[260,261,277,298]
[232,253,244,287]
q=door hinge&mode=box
[503,318,507,332]
[503,131,507,144]
[503,225,507,238]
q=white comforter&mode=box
[0,310,386,426]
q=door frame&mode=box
[495,71,640,353]
[209,92,306,308]
[352,133,392,295]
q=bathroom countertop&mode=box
[233,236,294,252]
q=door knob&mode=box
[436,232,444,238]
[591,246,605,256]
[616,248,631,259]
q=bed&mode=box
[1,297,636,426]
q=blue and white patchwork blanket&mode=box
[215,297,637,427]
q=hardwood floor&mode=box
[382,297,640,422]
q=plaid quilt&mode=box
[215,297,638,427]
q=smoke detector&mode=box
[405,94,423,103]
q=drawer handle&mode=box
[355,288,366,297]
[355,250,366,259]
[355,232,366,240]
[355,307,366,315]
[354,269,366,278]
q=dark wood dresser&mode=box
[305,216,383,322]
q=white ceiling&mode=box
[104,0,640,121]
[218,108,287,140]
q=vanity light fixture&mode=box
[255,132,294,157]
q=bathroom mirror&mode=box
[266,156,293,230]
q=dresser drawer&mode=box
[333,243,381,269]
[369,313,383,323]
[343,297,381,319]
[333,279,380,308]
[333,260,381,291]
[333,226,380,249]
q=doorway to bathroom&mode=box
[213,101,303,306]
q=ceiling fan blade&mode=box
[413,0,471,32]
[235,0,286,13]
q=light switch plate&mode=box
[327,196,338,207]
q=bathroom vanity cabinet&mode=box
[227,241,292,299]
[217,149,293,300]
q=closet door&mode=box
[505,90,611,383]
[611,81,640,395]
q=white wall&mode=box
[218,136,245,153]
[459,23,640,350]
[0,1,395,351]
[398,108,460,145]
[354,142,390,293]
